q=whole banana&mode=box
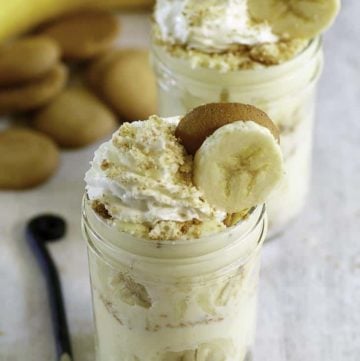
[0,0,154,43]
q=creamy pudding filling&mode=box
[92,258,258,361]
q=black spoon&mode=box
[26,215,73,361]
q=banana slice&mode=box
[193,120,283,212]
[248,0,340,39]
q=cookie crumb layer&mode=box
[153,26,309,71]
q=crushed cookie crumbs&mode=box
[92,200,112,220]
[153,25,309,71]
[101,159,110,170]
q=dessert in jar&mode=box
[151,0,340,235]
[82,103,284,360]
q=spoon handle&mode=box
[26,227,73,361]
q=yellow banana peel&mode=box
[0,0,154,43]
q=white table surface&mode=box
[1,3,359,360]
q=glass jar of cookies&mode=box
[151,37,323,236]
[82,196,267,361]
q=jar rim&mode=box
[82,194,266,260]
[151,36,322,84]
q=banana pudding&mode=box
[151,0,340,234]
[82,103,283,360]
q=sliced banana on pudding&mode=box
[248,0,340,39]
[177,103,284,213]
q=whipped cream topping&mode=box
[154,0,278,53]
[85,115,226,227]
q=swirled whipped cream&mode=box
[154,0,278,53]
[85,115,229,240]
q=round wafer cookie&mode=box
[0,128,59,189]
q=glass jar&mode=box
[151,38,323,236]
[82,197,267,361]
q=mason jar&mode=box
[82,196,267,361]
[151,37,323,236]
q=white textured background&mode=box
[0,2,359,360]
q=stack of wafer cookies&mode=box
[0,10,157,189]
[86,48,157,120]
[0,36,66,114]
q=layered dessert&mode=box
[151,0,340,234]
[82,103,284,360]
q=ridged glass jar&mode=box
[151,38,323,236]
[82,197,267,361]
